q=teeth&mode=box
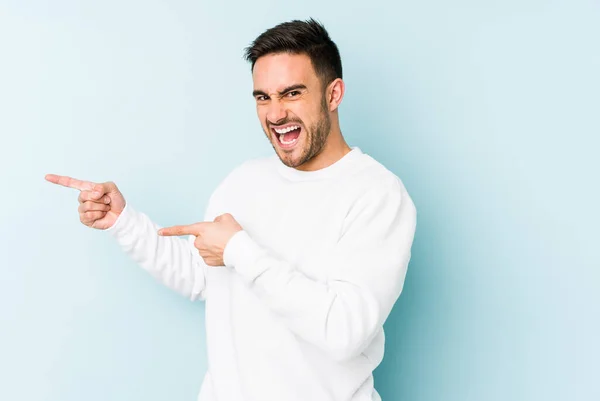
[279,134,298,145]
[274,125,299,134]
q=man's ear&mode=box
[326,78,345,112]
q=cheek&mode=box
[257,106,269,126]
[285,103,307,125]
[298,98,323,122]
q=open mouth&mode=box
[271,124,302,149]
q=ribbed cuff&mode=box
[223,230,266,282]
[103,202,134,237]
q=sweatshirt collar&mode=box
[274,146,363,181]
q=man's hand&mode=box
[45,174,126,230]
[158,214,243,266]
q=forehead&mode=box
[252,53,319,91]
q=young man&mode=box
[46,18,416,401]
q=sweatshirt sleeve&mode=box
[223,179,417,362]
[104,202,209,301]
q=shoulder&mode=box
[348,152,412,201]
[210,154,275,197]
[341,153,417,227]
[339,154,417,236]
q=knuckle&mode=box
[85,211,99,220]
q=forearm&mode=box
[223,183,416,361]
[106,203,207,301]
[224,232,409,362]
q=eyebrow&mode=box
[252,84,307,98]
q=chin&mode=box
[276,148,306,168]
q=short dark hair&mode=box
[244,18,343,88]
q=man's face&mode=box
[252,53,331,169]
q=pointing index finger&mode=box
[45,174,96,192]
[158,222,207,237]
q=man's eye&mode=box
[256,95,268,102]
[286,91,300,97]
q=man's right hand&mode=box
[45,174,127,230]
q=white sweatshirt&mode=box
[106,147,416,401]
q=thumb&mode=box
[214,213,235,222]
[91,181,118,199]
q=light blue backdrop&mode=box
[1,1,598,400]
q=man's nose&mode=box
[266,100,287,124]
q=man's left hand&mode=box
[158,213,243,266]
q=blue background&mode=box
[1,1,598,400]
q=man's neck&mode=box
[296,130,351,172]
